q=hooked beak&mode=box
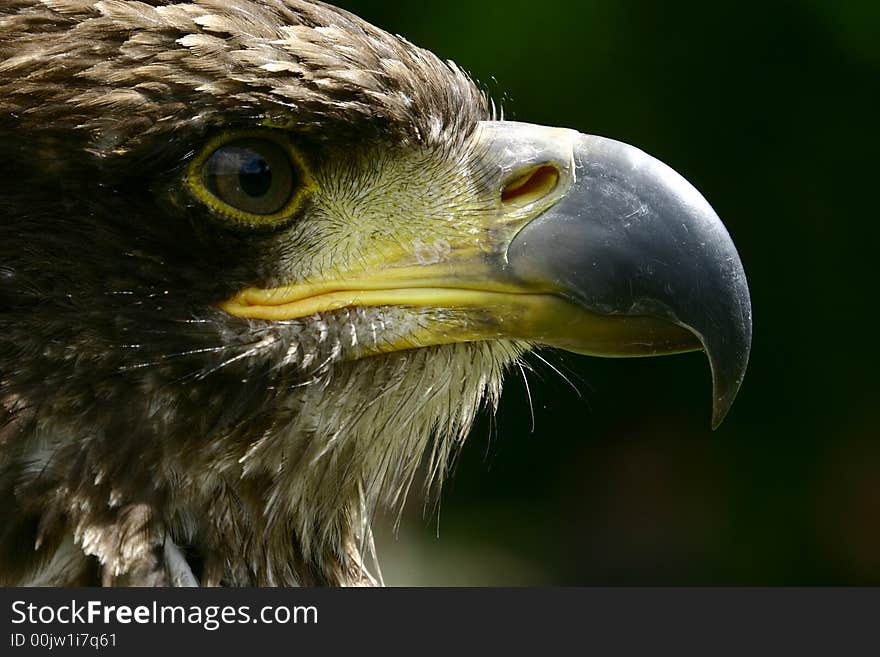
[503,127,752,427]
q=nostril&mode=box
[501,164,560,207]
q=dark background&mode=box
[332,0,879,584]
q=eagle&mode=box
[0,0,751,586]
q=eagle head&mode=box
[0,0,751,585]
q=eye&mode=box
[188,132,313,225]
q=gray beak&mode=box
[505,132,752,427]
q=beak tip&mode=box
[707,326,752,430]
[711,384,743,429]
[711,395,735,430]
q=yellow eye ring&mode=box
[186,130,316,227]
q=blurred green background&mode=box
[333,0,879,584]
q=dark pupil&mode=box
[239,154,272,197]
[204,140,296,217]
